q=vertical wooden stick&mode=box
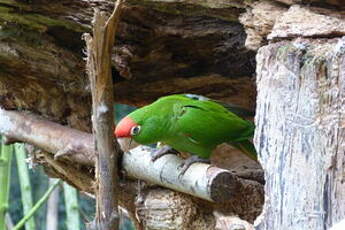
[84,1,124,229]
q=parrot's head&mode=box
[114,116,141,139]
[114,106,162,145]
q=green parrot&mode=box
[114,94,257,173]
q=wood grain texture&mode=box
[255,37,345,229]
[84,1,124,229]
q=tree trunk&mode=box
[252,3,345,229]
[255,37,345,229]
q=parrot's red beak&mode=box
[114,116,137,138]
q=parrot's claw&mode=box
[151,146,179,162]
[178,155,210,177]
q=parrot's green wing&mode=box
[181,94,257,160]
[157,94,256,158]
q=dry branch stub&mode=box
[84,1,125,229]
[208,167,241,202]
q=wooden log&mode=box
[254,37,345,229]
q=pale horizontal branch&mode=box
[0,109,95,165]
[123,146,241,202]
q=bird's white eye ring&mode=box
[130,125,141,136]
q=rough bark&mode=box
[0,109,264,229]
[239,1,287,50]
[0,0,265,229]
[84,2,124,229]
[268,5,345,40]
[250,2,345,229]
[0,0,256,115]
[255,37,345,229]
[273,0,344,6]
[239,2,345,51]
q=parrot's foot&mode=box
[178,155,210,176]
[151,146,179,161]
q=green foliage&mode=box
[13,179,61,230]
[14,144,36,230]
[63,183,80,230]
[8,156,135,230]
[0,138,13,230]
[9,156,49,228]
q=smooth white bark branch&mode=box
[123,145,240,202]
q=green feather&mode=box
[127,94,257,160]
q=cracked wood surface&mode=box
[255,37,345,229]
[84,2,124,229]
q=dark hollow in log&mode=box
[0,0,256,118]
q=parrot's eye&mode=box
[130,125,141,136]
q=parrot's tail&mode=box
[229,140,257,161]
